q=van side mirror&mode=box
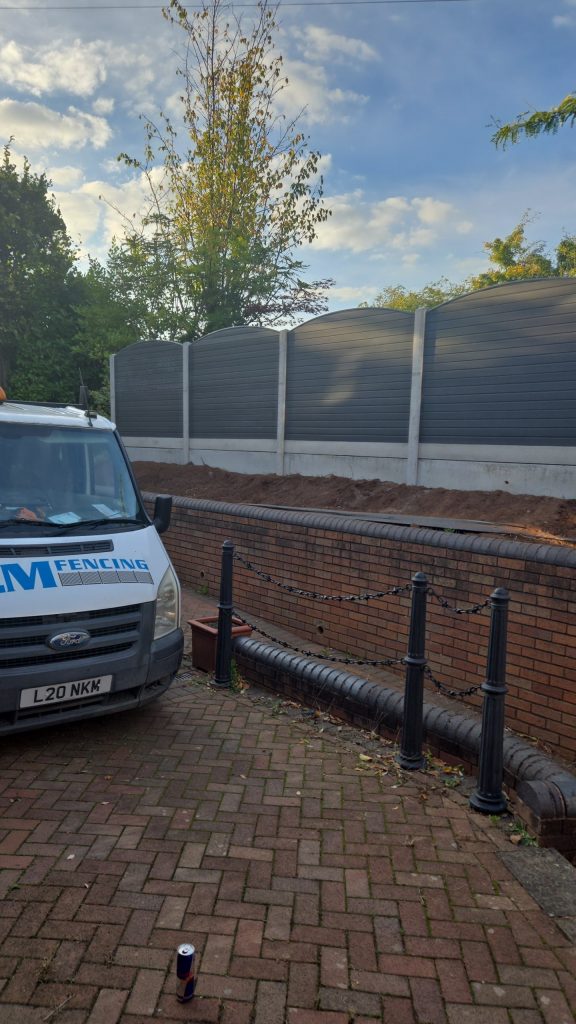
[152,494,172,534]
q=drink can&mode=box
[176,943,196,1002]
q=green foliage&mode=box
[360,277,468,312]
[364,216,576,311]
[468,214,576,289]
[119,0,332,335]
[492,92,576,148]
[0,141,78,391]
[10,256,124,407]
[509,820,537,846]
[76,225,196,354]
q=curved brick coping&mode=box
[161,493,576,569]
[234,636,576,832]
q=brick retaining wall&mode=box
[153,495,576,766]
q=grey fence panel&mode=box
[189,327,279,439]
[114,341,183,438]
[285,308,414,442]
[420,279,576,445]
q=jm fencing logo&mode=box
[0,556,153,595]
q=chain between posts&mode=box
[234,552,411,603]
[232,611,406,668]
[428,586,491,616]
[233,550,491,695]
[424,665,484,700]
[235,552,490,616]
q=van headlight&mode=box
[154,566,180,639]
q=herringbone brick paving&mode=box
[0,672,574,1024]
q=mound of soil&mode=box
[132,462,576,546]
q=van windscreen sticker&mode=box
[0,557,153,594]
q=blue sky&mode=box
[1,0,575,311]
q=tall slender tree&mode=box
[120,0,332,335]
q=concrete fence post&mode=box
[406,306,427,486]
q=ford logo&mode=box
[48,630,91,651]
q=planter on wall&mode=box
[188,615,253,673]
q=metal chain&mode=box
[233,549,491,701]
[235,615,482,701]
[235,553,488,614]
[234,552,410,604]
[428,586,490,616]
[424,665,484,699]
[233,611,405,668]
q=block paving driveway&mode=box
[0,671,574,1024]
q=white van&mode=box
[0,394,184,734]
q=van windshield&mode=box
[0,424,148,534]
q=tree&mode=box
[363,218,576,310]
[359,277,468,312]
[119,0,332,336]
[79,224,198,348]
[492,93,576,148]
[468,215,576,289]
[0,141,78,389]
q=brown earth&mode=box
[133,461,576,546]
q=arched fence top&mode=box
[112,278,576,499]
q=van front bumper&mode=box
[0,624,184,735]
[147,626,184,684]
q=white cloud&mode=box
[0,37,109,97]
[93,97,115,115]
[100,158,125,176]
[0,99,112,151]
[400,253,421,266]
[56,190,105,253]
[54,167,167,258]
[553,1,576,25]
[0,34,159,103]
[412,197,454,225]
[293,25,379,63]
[330,284,378,303]
[309,191,471,257]
[46,164,84,188]
[392,227,435,248]
[277,60,369,125]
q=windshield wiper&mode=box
[0,518,71,530]
[67,517,145,532]
[0,516,145,535]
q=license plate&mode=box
[19,675,113,709]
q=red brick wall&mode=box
[156,496,576,766]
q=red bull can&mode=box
[176,943,196,1002]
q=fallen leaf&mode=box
[359,754,372,762]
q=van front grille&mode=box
[0,605,142,670]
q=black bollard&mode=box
[397,572,428,771]
[469,587,510,815]
[212,540,234,689]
